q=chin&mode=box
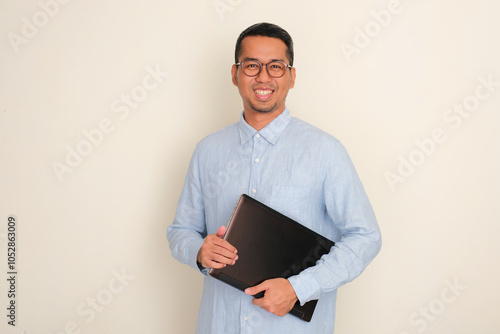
[253,108,275,114]
[250,103,278,114]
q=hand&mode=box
[197,226,238,269]
[245,278,298,317]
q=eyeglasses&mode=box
[235,59,292,78]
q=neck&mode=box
[244,107,285,131]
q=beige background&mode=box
[1,0,499,333]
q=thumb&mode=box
[216,225,226,238]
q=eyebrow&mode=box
[241,57,287,63]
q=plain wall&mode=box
[1,1,499,333]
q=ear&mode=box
[231,64,238,86]
[289,66,296,89]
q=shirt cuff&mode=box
[288,271,320,306]
[189,238,206,274]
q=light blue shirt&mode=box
[167,108,381,333]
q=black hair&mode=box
[234,22,294,66]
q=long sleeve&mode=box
[167,148,207,272]
[288,141,382,305]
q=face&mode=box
[231,36,296,116]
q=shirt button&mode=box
[255,134,261,138]
[244,316,249,321]
[254,158,260,163]
[251,189,257,194]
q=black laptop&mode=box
[208,194,335,322]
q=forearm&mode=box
[288,228,381,305]
[167,224,206,271]
[167,147,209,271]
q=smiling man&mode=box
[231,33,296,129]
[167,23,381,333]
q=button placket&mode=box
[249,132,264,196]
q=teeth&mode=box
[255,90,272,95]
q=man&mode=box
[167,22,381,333]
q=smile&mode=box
[254,89,274,100]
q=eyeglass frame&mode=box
[235,59,293,78]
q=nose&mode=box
[255,64,272,82]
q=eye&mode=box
[269,63,284,70]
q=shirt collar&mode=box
[238,107,292,145]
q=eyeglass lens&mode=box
[241,61,287,78]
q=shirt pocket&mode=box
[269,185,311,224]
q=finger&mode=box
[209,235,237,255]
[199,251,233,269]
[211,252,238,265]
[216,225,226,238]
[215,242,238,258]
[245,281,268,296]
[206,257,229,269]
[199,241,238,267]
[250,291,268,309]
[206,237,237,258]
[198,229,238,268]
